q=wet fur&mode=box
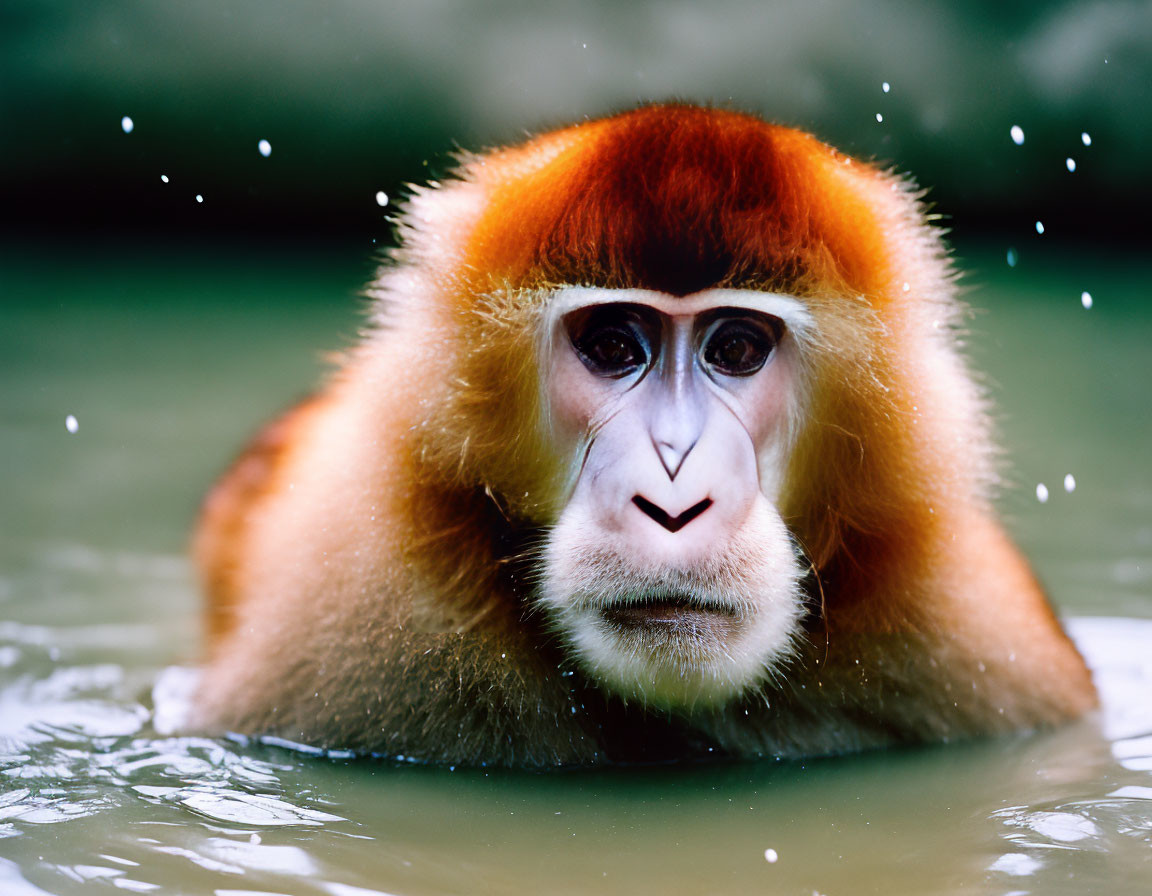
[192,104,1096,766]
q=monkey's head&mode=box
[377,104,980,713]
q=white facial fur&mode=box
[535,288,812,712]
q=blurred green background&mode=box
[3,0,1150,250]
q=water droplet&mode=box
[195,194,204,203]
[121,116,134,134]
[1036,483,1049,503]
[1035,221,1045,235]
[764,848,779,863]
[882,81,891,93]
[1006,247,1018,267]
[375,191,389,207]
[258,139,272,157]
[1064,473,1076,493]
[160,174,169,183]
[1065,157,1076,172]
[1010,125,1024,145]
[1080,291,1093,309]
[902,282,911,292]
[65,414,78,434]
[1081,131,1092,146]
[875,113,883,123]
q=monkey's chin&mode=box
[538,504,805,712]
[557,596,796,711]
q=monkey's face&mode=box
[536,288,812,711]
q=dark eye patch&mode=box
[564,304,659,378]
[700,310,782,377]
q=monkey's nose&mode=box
[632,495,713,533]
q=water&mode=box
[2,244,1149,894]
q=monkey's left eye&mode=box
[566,305,653,378]
[701,316,781,377]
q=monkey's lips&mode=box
[600,596,741,640]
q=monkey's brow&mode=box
[545,286,815,335]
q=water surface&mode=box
[1,244,1149,894]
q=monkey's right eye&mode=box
[566,306,653,378]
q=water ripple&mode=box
[0,616,1148,895]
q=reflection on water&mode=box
[1,247,1149,894]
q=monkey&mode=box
[190,103,1097,767]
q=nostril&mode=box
[632,495,713,533]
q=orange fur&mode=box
[194,395,329,643]
[192,104,1095,765]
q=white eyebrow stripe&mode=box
[548,287,815,337]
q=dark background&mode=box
[3,0,1150,256]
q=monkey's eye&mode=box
[701,314,781,377]
[566,305,654,378]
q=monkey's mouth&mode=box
[600,595,741,638]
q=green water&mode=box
[1,244,1149,894]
